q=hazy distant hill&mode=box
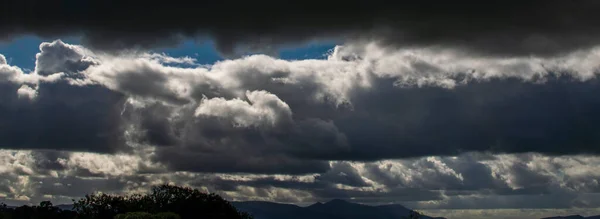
[542,215,600,219]
[542,216,584,219]
[18,201,600,219]
[233,199,446,219]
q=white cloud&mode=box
[0,150,36,175]
[17,85,37,100]
[331,43,600,88]
[0,54,6,65]
[1,52,64,100]
[34,40,97,76]
[65,41,600,113]
[141,53,198,65]
[59,152,146,177]
[195,90,292,128]
[80,56,213,104]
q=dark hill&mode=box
[234,199,446,219]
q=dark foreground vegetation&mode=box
[0,185,253,219]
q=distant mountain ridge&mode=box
[15,201,600,219]
[232,199,446,219]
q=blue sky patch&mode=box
[0,36,336,71]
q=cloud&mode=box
[195,90,293,128]
[3,1,600,57]
[0,41,126,153]
[5,40,600,171]
[17,84,37,100]
[141,53,198,65]
[5,40,600,213]
[34,40,98,76]
[4,148,600,212]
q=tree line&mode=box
[0,184,253,219]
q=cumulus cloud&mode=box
[3,1,600,57]
[34,40,97,76]
[17,85,37,100]
[0,41,126,153]
[195,90,292,128]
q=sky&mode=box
[2,1,600,219]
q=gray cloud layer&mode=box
[3,41,600,173]
[3,40,600,215]
[2,1,600,56]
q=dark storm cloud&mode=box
[2,0,600,56]
[157,147,331,175]
[0,82,127,153]
[167,72,600,163]
[122,94,346,174]
[316,162,370,187]
[131,103,180,147]
[35,176,130,197]
[306,75,600,161]
[29,150,70,174]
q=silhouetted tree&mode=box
[73,193,128,219]
[0,185,252,219]
[0,201,77,219]
[0,203,7,219]
[73,184,253,219]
